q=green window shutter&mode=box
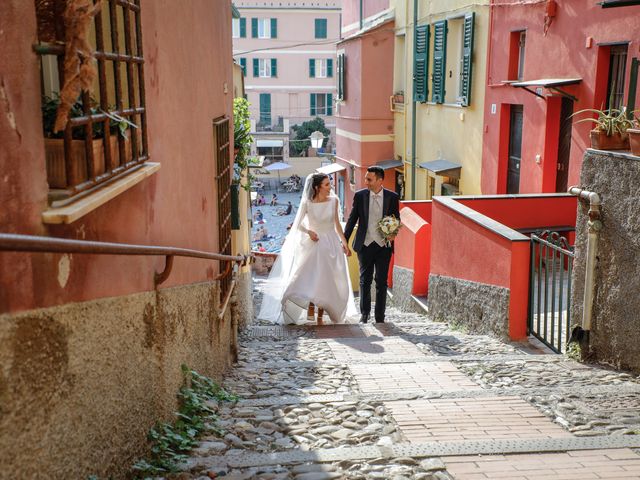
[327,58,333,77]
[251,18,258,38]
[315,18,327,39]
[271,58,277,77]
[260,93,271,124]
[240,18,246,38]
[432,20,447,104]
[240,58,247,76]
[627,57,639,118]
[337,54,346,100]
[253,58,259,77]
[326,93,333,116]
[413,24,430,103]
[270,18,277,38]
[309,58,316,78]
[460,12,475,107]
[310,94,316,116]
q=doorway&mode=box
[555,97,574,193]
[507,105,523,194]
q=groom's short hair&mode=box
[367,166,385,180]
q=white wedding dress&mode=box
[258,183,357,325]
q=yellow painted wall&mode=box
[391,0,489,200]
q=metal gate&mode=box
[528,230,575,353]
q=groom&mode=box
[344,166,400,323]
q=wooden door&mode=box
[556,97,574,193]
[507,105,523,194]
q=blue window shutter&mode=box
[251,18,258,38]
[253,58,259,77]
[310,94,316,116]
[413,24,430,103]
[337,54,346,100]
[240,18,246,38]
[326,94,333,116]
[260,93,271,124]
[240,58,247,76]
[460,12,475,106]
[315,18,327,39]
[432,20,447,104]
[271,58,277,77]
[327,58,333,77]
[271,18,277,38]
[309,58,316,78]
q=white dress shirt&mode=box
[364,189,385,247]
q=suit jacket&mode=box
[344,188,400,252]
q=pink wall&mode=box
[342,0,389,36]
[395,207,431,296]
[0,0,234,313]
[482,0,640,194]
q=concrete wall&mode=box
[571,150,640,372]
[0,1,244,476]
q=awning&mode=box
[600,0,640,7]
[256,139,284,148]
[418,159,462,179]
[316,163,346,175]
[511,78,582,101]
[376,159,404,170]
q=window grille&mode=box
[35,0,148,206]
[214,117,232,302]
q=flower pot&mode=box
[45,138,105,188]
[110,135,133,166]
[589,129,630,151]
[628,128,640,156]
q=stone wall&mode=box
[391,266,424,313]
[0,280,237,479]
[570,150,640,372]
[427,274,510,338]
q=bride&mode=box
[258,173,358,324]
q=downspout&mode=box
[568,186,602,347]
[410,0,418,199]
[359,0,363,30]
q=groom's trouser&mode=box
[357,242,393,321]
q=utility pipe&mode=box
[568,186,602,335]
[410,0,418,200]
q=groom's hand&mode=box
[308,230,319,242]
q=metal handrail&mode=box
[0,233,249,286]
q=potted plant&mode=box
[233,97,255,190]
[42,95,139,189]
[571,107,633,151]
[628,112,640,156]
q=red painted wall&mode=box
[395,207,431,295]
[0,0,234,313]
[482,0,640,194]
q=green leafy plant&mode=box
[290,117,330,157]
[233,97,255,189]
[131,365,238,477]
[570,107,634,136]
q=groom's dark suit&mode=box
[344,188,400,323]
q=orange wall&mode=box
[0,0,234,313]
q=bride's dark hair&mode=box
[311,173,329,199]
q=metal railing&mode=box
[0,233,249,320]
[528,230,575,353]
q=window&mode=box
[213,117,232,302]
[309,59,333,78]
[310,93,333,116]
[315,18,328,39]
[337,53,346,100]
[35,0,148,203]
[254,58,277,78]
[232,18,246,38]
[606,44,628,110]
[239,58,247,76]
[508,30,526,81]
[259,93,271,125]
[349,165,356,185]
[252,18,277,39]
[232,18,240,38]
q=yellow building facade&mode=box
[391,0,489,200]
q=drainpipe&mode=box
[359,0,363,30]
[568,186,602,346]
[410,0,418,200]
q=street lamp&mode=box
[310,131,325,149]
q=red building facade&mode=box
[482,0,640,194]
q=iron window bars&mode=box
[214,117,233,302]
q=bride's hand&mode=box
[342,243,352,256]
[308,230,319,242]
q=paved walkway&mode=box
[178,300,640,479]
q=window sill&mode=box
[424,102,465,108]
[42,162,161,224]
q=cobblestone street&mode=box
[177,288,640,480]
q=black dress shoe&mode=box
[360,314,369,324]
[375,318,385,324]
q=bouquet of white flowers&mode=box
[377,215,402,247]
